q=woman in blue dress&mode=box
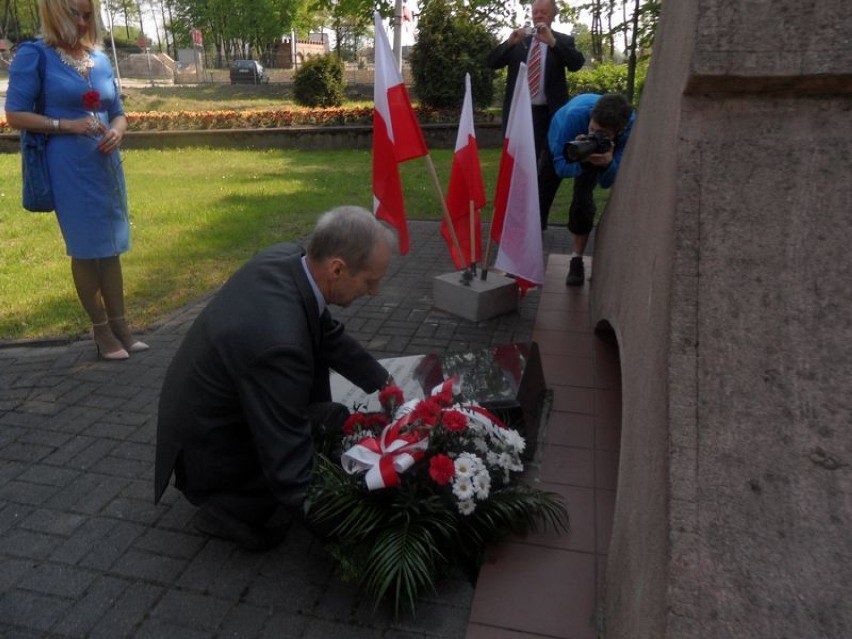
[5,0,147,360]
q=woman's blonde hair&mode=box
[39,0,102,50]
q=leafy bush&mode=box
[567,61,649,106]
[410,0,496,109]
[293,54,345,107]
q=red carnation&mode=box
[366,412,390,432]
[379,385,404,413]
[428,454,455,485]
[82,90,102,111]
[342,412,367,436]
[410,399,442,428]
[433,388,453,407]
[441,410,468,432]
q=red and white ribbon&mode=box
[341,418,428,490]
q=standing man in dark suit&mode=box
[487,0,585,230]
[154,206,395,551]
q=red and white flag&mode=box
[372,11,428,255]
[491,62,544,289]
[442,73,485,269]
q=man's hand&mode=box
[507,27,528,46]
[584,146,614,167]
[533,23,556,47]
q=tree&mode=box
[1,0,41,41]
[168,0,312,67]
[311,0,392,60]
[561,0,660,102]
[625,0,659,101]
[410,0,496,109]
[100,0,142,41]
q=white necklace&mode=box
[56,47,94,76]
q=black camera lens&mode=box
[563,131,612,163]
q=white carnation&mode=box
[454,455,475,479]
[455,452,484,479]
[452,478,474,501]
[500,428,526,454]
[472,471,491,500]
[457,498,476,515]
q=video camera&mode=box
[563,130,613,163]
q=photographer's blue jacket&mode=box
[548,93,635,188]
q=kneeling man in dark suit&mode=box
[154,206,395,551]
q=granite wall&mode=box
[590,0,852,637]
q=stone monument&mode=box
[590,0,852,637]
[331,342,545,457]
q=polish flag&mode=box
[372,11,428,255]
[442,73,485,269]
[491,62,544,289]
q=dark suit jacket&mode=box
[487,30,585,135]
[153,243,388,507]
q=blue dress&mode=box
[5,40,129,259]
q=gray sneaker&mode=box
[565,257,585,286]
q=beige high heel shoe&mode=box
[92,321,129,360]
[108,316,149,353]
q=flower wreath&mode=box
[306,378,568,614]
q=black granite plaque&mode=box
[330,342,545,458]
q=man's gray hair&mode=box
[307,206,395,273]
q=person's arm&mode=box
[5,111,64,134]
[97,58,127,153]
[97,114,126,154]
[549,108,586,179]
[595,154,619,189]
[6,110,105,136]
[548,31,585,72]
[596,118,634,188]
[5,44,106,137]
[320,313,388,393]
[486,27,527,69]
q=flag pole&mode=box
[469,199,477,272]
[424,154,465,263]
[481,225,494,280]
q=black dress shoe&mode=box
[193,505,289,552]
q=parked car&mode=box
[229,60,269,85]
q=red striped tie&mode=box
[528,40,542,98]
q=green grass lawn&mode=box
[0,146,607,341]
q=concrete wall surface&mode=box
[590,0,852,637]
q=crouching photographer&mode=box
[548,93,635,286]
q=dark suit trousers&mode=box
[177,402,349,527]
[532,105,562,229]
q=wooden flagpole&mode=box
[423,154,465,264]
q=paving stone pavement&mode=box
[0,221,573,638]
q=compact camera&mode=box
[563,130,613,162]
[524,25,538,36]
